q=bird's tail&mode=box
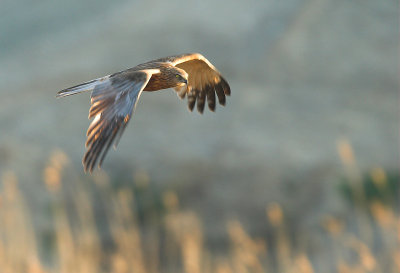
[56,76,110,98]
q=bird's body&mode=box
[57,53,230,172]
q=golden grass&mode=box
[0,145,398,273]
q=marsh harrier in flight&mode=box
[57,53,231,172]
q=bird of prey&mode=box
[57,53,231,173]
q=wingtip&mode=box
[84,164,95,174]
[220,77,231,96]
[82,156,93,174]
[82,161,89,174]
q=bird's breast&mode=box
[143,73,173,91]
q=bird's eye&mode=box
[175,74,180,78]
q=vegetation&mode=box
[0,143,398,273]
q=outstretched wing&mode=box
[84,69,161,172]
[168,53,231,113]
[60,69,159,173]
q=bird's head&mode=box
[170,67,188,87]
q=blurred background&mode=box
[0,0,398,272]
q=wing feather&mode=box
[78,70,157,172]
[205,84,216,111]
[169,53,230,113]
[187,87,197,112]
[197,87,206,113]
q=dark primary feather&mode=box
[187,88,198,111]
[168,54,231,113]
[205,84,216,111]
[197,88,206,113]
[185,77,230,113]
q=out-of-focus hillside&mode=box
[0,0,398,270]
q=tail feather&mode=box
[56,76,109,98]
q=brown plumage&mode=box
[56,53,231,173]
